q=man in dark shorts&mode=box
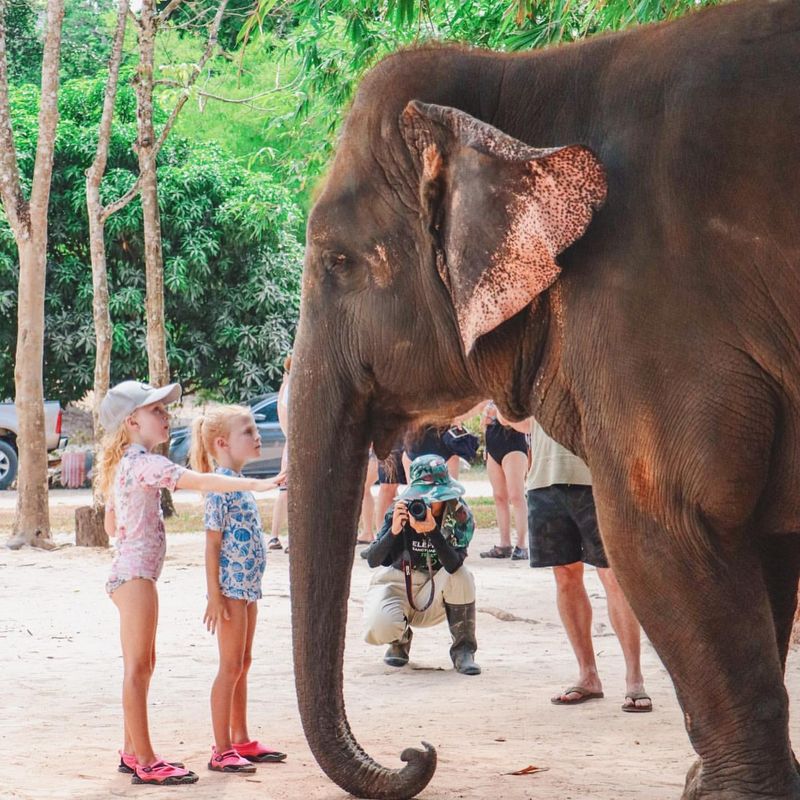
[527,420,652,712]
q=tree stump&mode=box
[75,505,108,548]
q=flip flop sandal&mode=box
[356,538,375,545]
[118,751,184,774]
[622,691,653,713]
[233,740,287,763]
[551,686,605,705]
[132,759,199,785]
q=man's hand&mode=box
[391,501,409,535]
[409,505,437,535]
[204,594,230,634]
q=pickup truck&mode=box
[0,401,68,489]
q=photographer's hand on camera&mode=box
[409,505,436,535]
[391,501,409,535]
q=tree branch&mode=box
[101,175,141,221]
[29,0,66,223]
[154,0,229,154]
[155,73,300,110]
[158,0,186,25]
[101,0,229,221]
[86,0,130,190]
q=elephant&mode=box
[286,0,800,797]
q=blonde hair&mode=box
[97,423,132,501]
[189,404,252,473]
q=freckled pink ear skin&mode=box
[400,101,607,357]
[456,144,607,355]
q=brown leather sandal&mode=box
[480,545,513,559]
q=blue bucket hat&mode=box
[397,454,466,503]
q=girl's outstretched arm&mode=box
[177,469,286,494]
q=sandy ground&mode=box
[2,524,799,800]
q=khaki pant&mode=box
[363,565,476,645]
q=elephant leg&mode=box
[758,534,800,778]
[757,534,800,671]
[593,496,800,800]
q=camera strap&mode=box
[400,508,450,613]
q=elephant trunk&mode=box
[287,351,437,800]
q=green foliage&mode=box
[5,0,42,85]
[0,74,303,403]
[60,0,120,81]
[162,0,272,52]
[6,0,121,84]
[239,0,725,167]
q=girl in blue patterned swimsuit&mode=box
[190,405,288,774]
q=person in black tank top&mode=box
[479,401,530,561]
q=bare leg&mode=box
[123,720,133,756]
[376,483,398,523]
[231,602,258,745]
[271,491,287,541]
[112,578,159,766]
[487,455,511,548]
[359,458,379,541]
[501,451,529,550]
[447,455,460,479]
[552,562,603,701]
[210,597,248,752]
[597,567,649,709]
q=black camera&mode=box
[404,498,429,522]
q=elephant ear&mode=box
[401,100,607,354]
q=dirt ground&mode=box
[2,522,799,800]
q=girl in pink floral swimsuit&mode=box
[98,380,285,787]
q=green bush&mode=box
[0,74,303,403]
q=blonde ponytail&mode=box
[189,416,213,473]
[189,405,251,473]
[97,423,132,501]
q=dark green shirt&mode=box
[366,499,474,573]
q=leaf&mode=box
[506,765,549,776]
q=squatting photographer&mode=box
[362,454,480,675]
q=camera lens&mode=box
[406,498,428,522]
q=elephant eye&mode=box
[324,252,347,275]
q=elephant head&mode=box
[288,58,607,800]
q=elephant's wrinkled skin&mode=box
[287,1,800,798]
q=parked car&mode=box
[0,401,69,489]
[168,393,285,477]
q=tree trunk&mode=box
[135,0,174,511]
[135,0,170,392]
[87,0,128,466]
[0,0,65,550]
[80,0,130,547]
[75,505,109,547]
[11,238,53,549]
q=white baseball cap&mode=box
[99,380,182,431]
